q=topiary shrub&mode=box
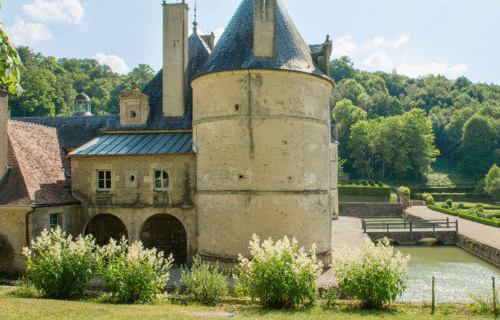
[181,254,228,305]
[235,234,322,309]
[398,186,411,200]
[22,227,97,299]
[425,194,435,205]
[441,203,449,209]
[458,202,465,209]
[446,199,453,207]
[97,237,173,303]
[333,238,410,309]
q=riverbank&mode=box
[0,286,490,319]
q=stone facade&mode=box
[339,202,406,218]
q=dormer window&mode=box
[154,170,169,190]
[97,170,112,191]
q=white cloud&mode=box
[363,50,394,70]
[393,35,410,48]
[213,27,224,45]
[333,35,356,57]
[373,37,385,46]
[23,0,85,24]
[396,62,467,78]
[93,53,130,74]
[7,18,52,46]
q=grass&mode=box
[0,286,491,319]
[424,157,477,187]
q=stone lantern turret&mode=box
[73,93,92,116]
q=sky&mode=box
[1,0,499,85]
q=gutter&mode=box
[31,201,81,208]
[25,207,35,246]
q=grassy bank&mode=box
[0,287,491,319]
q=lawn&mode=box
[0,287,491,319]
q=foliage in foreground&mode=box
[22,227,97,299]
[0,6,23,95]
[181,254,228,305]
[469,291,499,317]
[235,234,323,309]
[333,238,410,309]
[97,237,173,303]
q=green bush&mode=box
[427,205,500,227]
[458,202,465,209]
[22,227,97,299]
[446,199,453,207]
[320,286,340,310]
[235,234,322,309]
[181,254,228,305]
[411,187,476,194]
[441,203,449,209]
[427,205,458,216]
[339,181,391,197]
[423,193,434,205]
[398,186,411,200]
[333,238,410,309]
[97,238,173,303]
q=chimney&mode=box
[162,0,189,118]
[0,90,8,180]
[254,0,277,60]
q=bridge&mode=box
[362,218,459,245]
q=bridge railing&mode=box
[362,218,458,233]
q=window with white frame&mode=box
[97,170,112,191]
[154,170,169,190]
[50,213,59,228]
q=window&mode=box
[131,111,136,118]
[50,213,59,228]
[154,170,169,190]
[97,170,112,190]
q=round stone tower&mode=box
[191,0,335,265]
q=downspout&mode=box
[25,207,35,247]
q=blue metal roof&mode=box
[70,132,194,156]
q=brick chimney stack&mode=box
[162,1,189,118]
[0,90,8,179]
[254,0,277,60]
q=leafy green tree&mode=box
[459,116,496,177]
[332,99,367,159]
[485,164,500,199]
[348,119,378,180]
[0,4,23,94]
[331,79,366,108]
[330,56,357,84]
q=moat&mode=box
[397,245,500,302]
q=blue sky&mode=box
[1,0,499,85]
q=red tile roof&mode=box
[1,120,78,206]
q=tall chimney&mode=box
[162,1,189,118]
[254,0,277,60]
[0,90,8,180]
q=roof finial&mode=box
[193,0,198,34]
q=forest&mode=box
[6,48,500,183]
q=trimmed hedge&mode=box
[415,193,490,202]
[427,205,500,228]
[411,187,475,194]
[339,181,391,197]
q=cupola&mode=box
[73,93,92,116]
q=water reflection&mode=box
[396,244,500,302]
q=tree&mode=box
[0,4,23,94]
[332,99,367,157]
[485,164,500,199]
[459,116,496,177]
[330,56,357,84]
[348,119,378,180]
[331,79,366,108]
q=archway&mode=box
[85,214,128,247]
[141,214,187,265]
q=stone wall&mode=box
[0,207,30,275]
[339,202,406,218]
[456,234,500,268]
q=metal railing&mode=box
[362,218,458,233]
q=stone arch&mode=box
[0,232,15,273]
[140,214,187,265]
[417,237,444,246]
[84,214,128,247]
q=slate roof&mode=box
[70,132,194,156]
[188,32,211,80]
[0,121,78,206]
[196,0,326,78]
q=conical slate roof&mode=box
[197,0,325,78]
[188,32,211,80]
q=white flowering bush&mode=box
[97,237,173,303]
[22,227,97,299]
[235,234,323,309]
[333,238,410,309]
[181,254,228,305]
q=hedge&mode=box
[411,187,475,194]
[415,193,490,202]
[338,185,391,197]
[427,205,500,228]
